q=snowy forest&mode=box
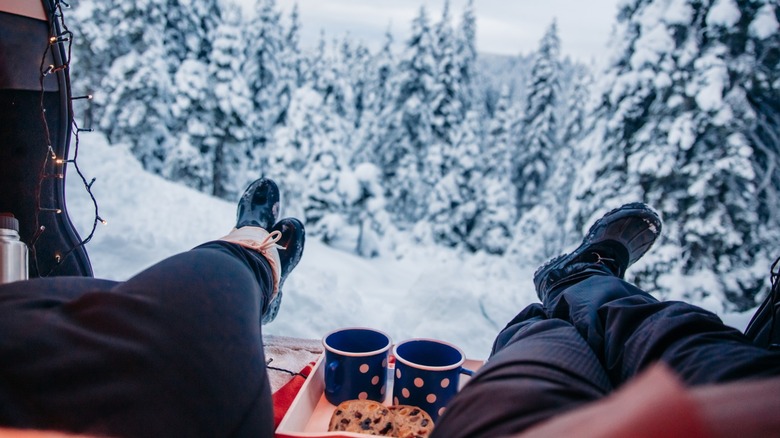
[68,0,779,311]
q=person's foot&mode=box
[533,202,662,302]
[236,178,280,230]
[262,217,305,324]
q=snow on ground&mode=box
[65,133,757,359]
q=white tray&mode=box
[275,354,483,437]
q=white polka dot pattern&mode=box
[440,378,450,388]
[359,364,369,373]
[414,377,424,388]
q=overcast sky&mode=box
[265,0,623,63]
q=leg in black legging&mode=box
[432,304,613,438]
[0,241,275,438]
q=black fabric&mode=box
[0,12,58,92]
[745,282,780,349]
[433,271,780,438]
[0,241,275,437]
[548,274,780,386]
[0,8,93,278]
[434,314,612,438]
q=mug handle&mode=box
[460,367,474,377]
[325,361,342,393]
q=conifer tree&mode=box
[469,87,519,254]
[163,0,221,66]
[514,20,561,214]
[455,0,477,114]
[354,28,397,165]
[431,0,462,157]
[246,0,286,167]
[429,109,483,249]
[209,7,254,199]
[73,0,165,90]
[574,0,780,308]
[276,4,303,126]
[384,6,438,225]
[98,44,174,174]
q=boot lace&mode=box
[593,252,622,277]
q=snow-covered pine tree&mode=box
[424,0,484,249]
[300,103,352,245]
[561,65,593,148]
[428,109,483,249]
[269,85,318,220]
[349,163,393,258]
[384,6,438,227]
[88,0,178,174]
[322,37,359,127]
[353,28,398,166]
[469,86,519,254]
[304,148,345,245]
[246,0,286,171]
[162,0,221,192]
[98,43,174,174]
[740,1,780,273]
[455,0,477,115]
[513,20,562,214]
[163,0,221,66]
[574,0,780,309]
[510,72,589,264]
[72,0,163,96]
[276,3,303,126]
[208,7,254,199]
[429,0,463,183]
[166,57,216,194]
[268,32,330,209]
[346,41,373,132]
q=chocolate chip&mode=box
[421,419,429,426]
[340,418,350,425]
[410,408,420,415]
[360,418,372,430]
[354,411,363,419]
[379,422,393,435]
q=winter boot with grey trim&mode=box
[220,178,305,324]
[262,217,305,324]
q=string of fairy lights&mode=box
[34,0,105,275]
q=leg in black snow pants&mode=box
[433,203,780,438]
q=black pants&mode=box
[432,270,780,438]
[0,241,275,437]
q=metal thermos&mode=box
[0,214,28,284]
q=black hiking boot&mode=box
[262,217,305,324]
[533,202,662,302]
[236,178,280,230]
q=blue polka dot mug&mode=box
[322,327,392,405]
[392,338,473,422]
